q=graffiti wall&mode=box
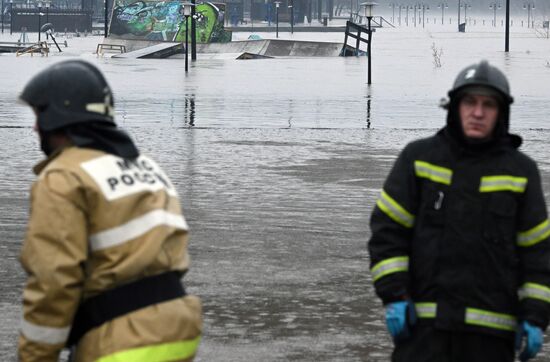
[109,1,231,43]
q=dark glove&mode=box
[385,300,417,342]
[515,320,543,362]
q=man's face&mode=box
[459,94,500,140]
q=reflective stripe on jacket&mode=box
[368,129,550,337]
[18,146,202,362]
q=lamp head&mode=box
[182,2,192,17]
[360,2,377,17]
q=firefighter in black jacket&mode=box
[368,60,550,362]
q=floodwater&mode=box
[1,23,550,361]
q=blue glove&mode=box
[515,321,543,362]
[385,300,417,342]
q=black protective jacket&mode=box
[368,128,550,338]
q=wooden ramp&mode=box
[113,42,183,59]
[16,42,49,57]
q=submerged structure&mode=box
[108,1,232,43]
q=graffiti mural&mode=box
[109,1,231,43]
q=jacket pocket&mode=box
[484,193,517,243]
[419,183,446,227]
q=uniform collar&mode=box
[439,127,522,156]
[32,145,71,175]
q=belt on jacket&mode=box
[66,271,186,347]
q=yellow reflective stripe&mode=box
[479,175,527,193]
[465,308,516,331]
[517,220,550,247]
[414,161,453,185]
[415,302,437,318]
[376,190,415,228]
[519,283,550,304]
[371,256,409,282]
[96,336,201,362]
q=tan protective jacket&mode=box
[18,146,202,362]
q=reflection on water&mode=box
[185,95,196,127]
[366,94,371,129]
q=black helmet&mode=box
[448,60,513,105]
[19,60,115,132]
[444,60,516,146]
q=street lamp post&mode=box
[288,0,293,34]
[182,2,192,72]
[37,1,42,41]
[438,2,447,25]
[266,0,271,26]
[523,2,534,28]
[45,0,49,39]
[9,0,12,35]
[460,2,471,27]
[361,2,376,85]
[191,0,196,60]
[457,0,460,31]
[489,2,500,27]
[104,0,108,36]
[505,0,509,51]
[388,2,396,23]
[418,3,429,28]
[274,1,280,37]
[398,4,403,26]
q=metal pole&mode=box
[9,0,12,35]
[1,0,4,33]
[398,5,401,25]
[191,0,196,61]
[413,4,416,27]
[38,5,41,41]
[104,0,108,36]
[422,5,425,28]
[505,0,509,51]
[367,15,372,85]
[45,4,48,39]
[290,0,293,34]
[458,0,460,31]
[405,6,408,26]
[185,16,188,72]
[276,4,280,36]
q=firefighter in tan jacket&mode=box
[17,60,202,362]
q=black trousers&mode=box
[392,325,515,362]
